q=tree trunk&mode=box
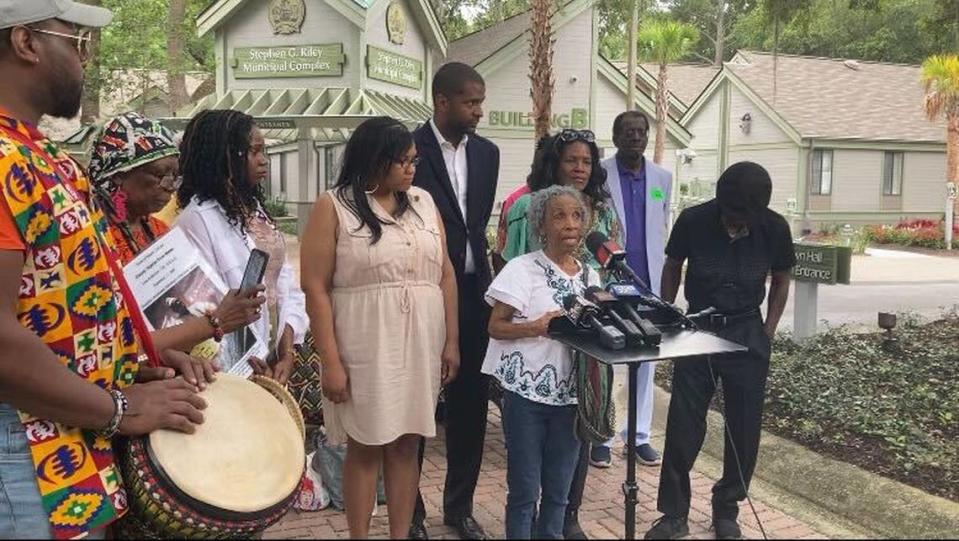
[528,0,554,140]
[714,0,726,66]
[80,0,102,124]
[626,0,638,111]
[167,0,190,115]
[654,62,669,164]
[949,113,959,228]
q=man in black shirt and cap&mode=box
[645,162,796,540]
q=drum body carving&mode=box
[117,374,305,538]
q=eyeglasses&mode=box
[394,156,421,169]
[556,129,596,144]
[27,27,92,61]
[149,172,183,190]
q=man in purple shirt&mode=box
[593,111,673,469]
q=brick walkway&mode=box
[265,407,824,540]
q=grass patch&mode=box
[657,313,959,502]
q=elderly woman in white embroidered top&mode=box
[481,185,600,539]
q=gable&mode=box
[198,0,446,54]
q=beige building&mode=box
[677,50,948,231]
[157,0,690,229]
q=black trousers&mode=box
[657,317,770,521]
[414,275,490,523]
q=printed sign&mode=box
[366,45,423,89]
[233,44,345,78]
[793,243,852,285]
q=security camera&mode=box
[676,148,697,164]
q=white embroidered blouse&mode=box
[481,251,600,406]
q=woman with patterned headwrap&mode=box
[87,112,264,383]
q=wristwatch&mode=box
[100,389,128,439]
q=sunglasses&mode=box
[556,129,596,144]
[27,26,92,61]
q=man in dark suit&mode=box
[409,62,499,541]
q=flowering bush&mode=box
[865,219,959,249]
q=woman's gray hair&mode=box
[528,185,588,242]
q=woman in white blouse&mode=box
[174,110,308,382]
[482,185,599,539]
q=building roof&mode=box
[609,60,717,117]
[446,10,531,67]
[197,0,447,54]
[721,50,945,143]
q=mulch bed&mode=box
[656,315,959,502]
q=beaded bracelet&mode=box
[205,313,225,343]
[100,389,128,439]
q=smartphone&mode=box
[239,248,269,294]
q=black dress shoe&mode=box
[443,515,488,540]
[564,509,589,540]
[408,520,429,540]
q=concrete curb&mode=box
[611,374,959,539]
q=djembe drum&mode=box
[117,374,305,539]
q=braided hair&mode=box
[177,110,268,234]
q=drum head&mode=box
[149,374,305,513]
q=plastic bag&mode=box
[315,429,386,510]
[294,451,331,511]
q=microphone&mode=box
[584,286,645,347]
[588,286,662,347]
[562,294,626,350]
[585,231,649,290]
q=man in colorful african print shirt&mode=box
[0,2,205,538]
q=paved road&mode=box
[777,281,959,331]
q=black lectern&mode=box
[550,328,746,540]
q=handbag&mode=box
[573,351,617,445]
[288,331,324,426]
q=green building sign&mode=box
[488,108,589,130]
[793,243,852,285]
[233,44,345,78]
[366,45,423,89]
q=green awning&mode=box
[161,87,432,142]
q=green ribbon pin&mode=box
[650,187,665,201]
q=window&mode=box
[882,152,904,196]
[810,149,833,195]
[279,154,287,195]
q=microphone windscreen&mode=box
[585,231,608,258]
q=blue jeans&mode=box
[502,392,581,539]
[0,404,106,540]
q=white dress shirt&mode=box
[430,118,475,273]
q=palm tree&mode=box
[639,20,698,164]
[921,54,959,228]
[528,0,555,140]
